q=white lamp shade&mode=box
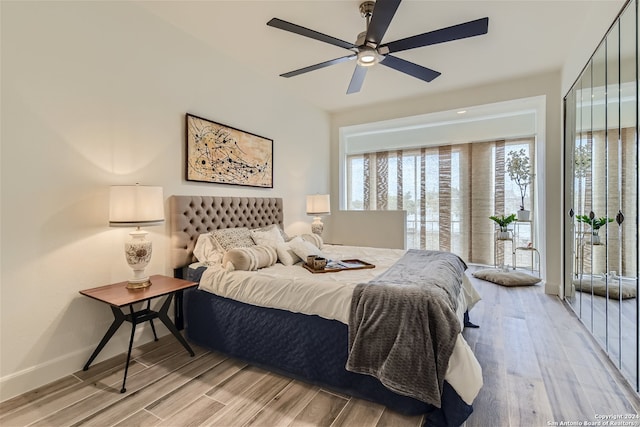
[306,194,330,216]
[109,185,165,227]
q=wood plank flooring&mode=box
[1,267,639,427]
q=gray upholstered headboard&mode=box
[169,196,284,270]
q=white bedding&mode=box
[195,244,483,404]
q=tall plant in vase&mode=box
[506,148,535,221]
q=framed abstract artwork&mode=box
[185,114,273,188]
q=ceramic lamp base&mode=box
[125,229,153,289]
[311,217,324,235]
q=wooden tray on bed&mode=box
[303,259,375,274]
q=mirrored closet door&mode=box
[564,0,638,390]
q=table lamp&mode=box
[109,184,164,289]
[306,194,330,236]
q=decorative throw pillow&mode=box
[250,225,285,247]
[212,227,255,252]
[275,241,301,266]
[193,232,223,265]
[472,269,541,287]
[252,224,290,242]
[301,233,323,249]
[289,236,325,260]
[222,245,278,271]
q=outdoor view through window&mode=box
[346,138,535,266]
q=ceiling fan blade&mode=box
[380,55,441,82]
[383,17,489,53]
[365,0,402,45]
[347,65,368,94]
[280,55,356,78]
[267,18,356,50]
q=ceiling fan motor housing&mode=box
[359,1,376,18]
[355,31,367,46]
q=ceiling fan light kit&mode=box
[267,0,489,94]
[357,46,380,66]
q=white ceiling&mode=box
[139,0,626,112]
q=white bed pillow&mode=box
[193,233,223,265]
[250,225,285,247]
[289,236,325,260]
[301,233,323,249]
[253,223,290,242]
[223,245,278,271]
[212,227,255,252]
[276,241,302,266]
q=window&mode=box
[346,138,535,265]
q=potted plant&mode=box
[506,148,535,221]
[490,213,517,239]
[576,214,614,245]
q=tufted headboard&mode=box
[169,196,284,270]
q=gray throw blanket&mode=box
[346,250,467,408]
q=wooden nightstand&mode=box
[80,275,198,393]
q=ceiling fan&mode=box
[267,0,489,94]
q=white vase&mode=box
[517,210,530,221]
[497,230,511,240]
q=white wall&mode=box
[330,70,563,296]
[560,0,628,95]
[0,1,329,400]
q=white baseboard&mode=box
[545,280,560,295]
[0,324,163,402]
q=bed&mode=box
[169,195,482,427]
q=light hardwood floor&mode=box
[1,268,639,427]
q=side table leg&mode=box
[149,319,158,341]
[121,304,138,393]
[174,290,185,330]
[146,300,158,341]
[157,294,195,356]
[83,306,125,371]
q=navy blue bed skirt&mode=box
[182,275,472,426]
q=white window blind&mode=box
[346,137,536,265]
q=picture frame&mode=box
[185,113,273,188]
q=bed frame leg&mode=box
[463,311,479,328]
